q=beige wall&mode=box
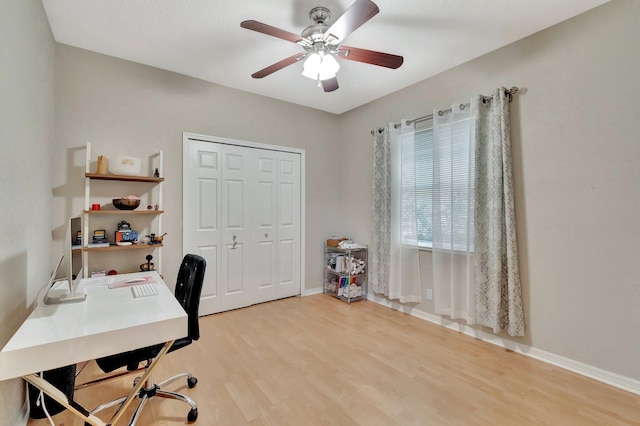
[53,44,345,292]
[2,0,638,421]
[338,0,640,380]
[0,0,56,424]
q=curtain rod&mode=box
[370,86,519,135]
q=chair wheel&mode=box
[187,376,198,388]
[187,408,198,422]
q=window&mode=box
[401,126,434,248]
[401,116,473,251]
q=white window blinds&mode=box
[400,127,433,247]
[432,109,474,252]
[400,112,474,251]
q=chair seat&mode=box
[96,337,193,373]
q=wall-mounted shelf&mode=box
[85,173,164,183]
[83,142,164,277]
[83,243,164,253]
[83,210,164,215]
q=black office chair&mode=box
[89,254,206,425]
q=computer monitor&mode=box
[43,216,86,305]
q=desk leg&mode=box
[24,340,175,426]
[23,374,106,426]
[108,340,174,426]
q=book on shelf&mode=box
[337,276,347,296]
[87,242,110,248]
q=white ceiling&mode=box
[41,0,608,115]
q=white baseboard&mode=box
[302,287,323,296]
[367,293,640,396]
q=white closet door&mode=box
[220,145,256,312]
[184,136,302,315]
[183,140,222,315]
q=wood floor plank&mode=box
[28,295,640,425]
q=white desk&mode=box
[0,271,187,425]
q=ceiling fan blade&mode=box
[338,46,404,69]
[323,0,379,44]
[241,20,302,44]
[322,77,339,92]
[251,54,303,79]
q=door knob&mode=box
[231,235,238,249]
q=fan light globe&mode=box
[302,52,340,81]
[319,54,340,79]
[302,53,321,79]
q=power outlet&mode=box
[426,288,433,300]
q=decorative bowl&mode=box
[112,198,141,210]
[109,156,142,176]
[140,262,155,271]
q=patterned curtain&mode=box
[370,126,391,295]
[473,88,525,336]
[370,123,422,302]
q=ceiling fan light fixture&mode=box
[242,0,403,91]
[302,52,340,81]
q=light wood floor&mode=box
[29,295,639,425]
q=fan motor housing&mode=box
[301,24,328,42]
[302,7,331,43]
[309,6,330,24]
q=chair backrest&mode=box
[175,254,206,341]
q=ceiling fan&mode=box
[240,0,404,92]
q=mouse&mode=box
[125,278,146,284]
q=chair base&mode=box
[87,372,198,425]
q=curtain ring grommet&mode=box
[438,110,444,117]
[459,104,466,111]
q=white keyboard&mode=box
[131,283,158,298]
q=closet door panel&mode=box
[277,153,301,298]
[224,243,244,293]
[253,152,278,304]
[279,239,294,284]
[220,146,255,312]
[183,141,222,315]
[257,241,275,285]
